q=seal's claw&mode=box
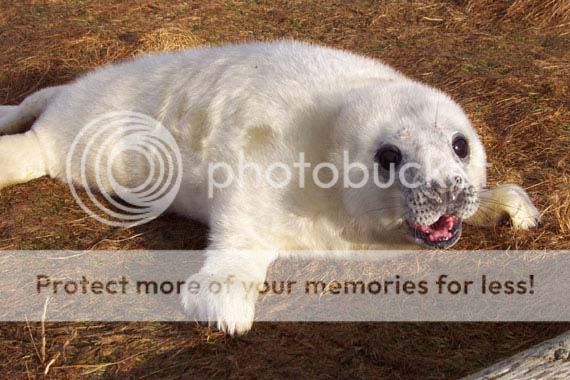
[181,272,257,336]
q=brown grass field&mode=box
[0,0,569,378]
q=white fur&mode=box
[0,41,540,334]
[468,184,540,229]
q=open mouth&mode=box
[406,214,462,249]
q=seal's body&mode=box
[0,41,540,334]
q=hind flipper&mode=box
[0,86,64,135]
[0,131,48,190]
[0,106,18,118]
[0,110,32,135]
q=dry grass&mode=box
[138,27,203,52]
[467,0,570,28]
[0,0,569,379]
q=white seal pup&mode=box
[0,41,540,334]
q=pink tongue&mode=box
[415,215,457,242]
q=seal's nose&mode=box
[429,176,465,201]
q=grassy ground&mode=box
[0,1,569,379]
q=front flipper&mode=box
[181,247,278,336]
[467,184,541,230]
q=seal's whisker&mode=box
[472,205,500,222]
[384,217,405,230]
[479,198,519,209]
[353,206,404,222]
[434,99,440,128]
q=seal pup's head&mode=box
[332,81,486,248]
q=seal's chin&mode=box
[406,214,462,249]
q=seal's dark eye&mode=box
[452,135,469,159]
[375,145,402,171]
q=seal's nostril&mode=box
[430,180,440,190]
[455,176,463,185]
